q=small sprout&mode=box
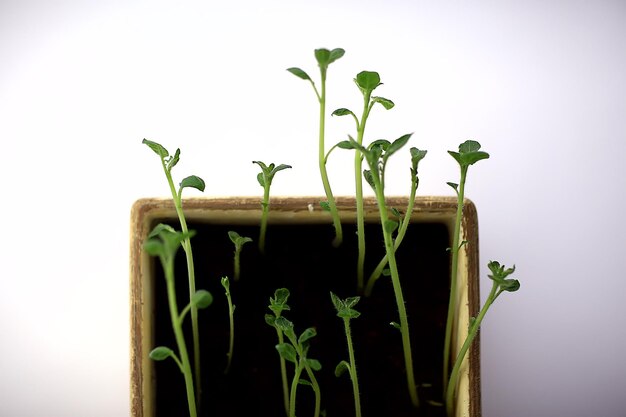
[331,292,362,417]
[149,346,175,361]
[253,161,292,253]
[228,231,253,281]
[221,276,236,374]
[266,288,292,414]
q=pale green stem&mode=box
[446,282,500,416]
[364,175,418,297]
[289,362,303,417]
[259,182,271,254]
[372,171,419,407]
[303,363,322,417]
[233,248,242,281]
[160,157,202,406]
[318,67,343,247]
[224,287,235,374]
[275,328,290,415]
[343,317,362,417]
[162,255,197,417]
[443,166,468,394]
[354,95,372,293]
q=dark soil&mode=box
[151,220,450,417]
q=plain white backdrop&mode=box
[1,0,625,416]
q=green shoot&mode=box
[333,70,395,292]
[330,292,362,417]
[274,317,322,417]
[228,231,253,281]
[443,140,490,394]
[142,139,206,402]
[364,147,427,296]
[264,288,292,416]
[144,224,213,417]
[288,47,345,247]
[221,277,235,374]
[253,161,292,254]
[346,133,420,407]
[445,261,520,416]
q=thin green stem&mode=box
[303,363,322,417]
[162,256,197,417]
[275,328,290,415]
[160,157,202,405]
[364,176,418,297]
[318,67,343,247]
[233,249,241,281]
[445,282,499,416]
[354,94,372,293]
[224,285,235,374]
[371,174,419,407]
[259,184,271,254]
[343,317,362,417]
[443,166,468,394]
[289,362,303,417]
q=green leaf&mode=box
[355,71,381,93]
[271,164,292,176]
[390,321,401,330]
[372,96,395,110]
[167,148,180,171]
[149,346,174,361]
[298,327,317,345]
[148,223,177,239]
[180,175,206,192]
[391,207,401,218]
[275,317,295,339]
[363,170,375,190]
[264,314,276,327]
[270,288,290,311]
[447,151,462,166]
[344,296,360,309]
[384,219,399,235]
[332,108,355,117]
[252,160,268,171]
[142,139,169,158]
[369,139,391,151]
[221,276,230,290]
[314,48,331,67]
[287,67,311,81]
[319,201,330,212]
[447,182,459,192]
[386,133,412,158]
[227,230,241,243]
[410,147,428,167]
[275,343,297,363]
[305,358,322,371]
[382,268,391,276]
[336,140,356,149]
[256,172,265,187]
[337,308,360,319]
[459,140,481,153]
[501,279,521,292]
[330,292,343,312]
[143,238,163,257]
[334,360,350,377]
[328,48,345,64]
[192,290,213,309]
[461,151,490,166]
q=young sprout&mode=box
[264,288,292,415]
[252,161,292,254]
[442,140,490,394]
[142,139,206,401]
[144,224,213,417]
[445,261,520,416]
[288,47,345,247]
[274,317,322,417]
[228,231,253,281]
[346,133,420,407]
[221,277,235,374]
[332,70,395,292]
[330,292,362,417]
[364,147,428,297]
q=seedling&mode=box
[144,224,213,417]
[253,161,292,253]
[228,231,253,281]
[288,48,345,247]
[332,70,395,292]
[221,277,235,374]
[346,134,422,407]
[330,292,362,417]
[274,317,322,417]
[142,138,206,399]
[442,140,490,393]
[265,288,292,415]
[445,261,520,416]
[364,147,427,296]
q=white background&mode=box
[1,1,625,416]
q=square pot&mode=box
[129,196,481,417]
